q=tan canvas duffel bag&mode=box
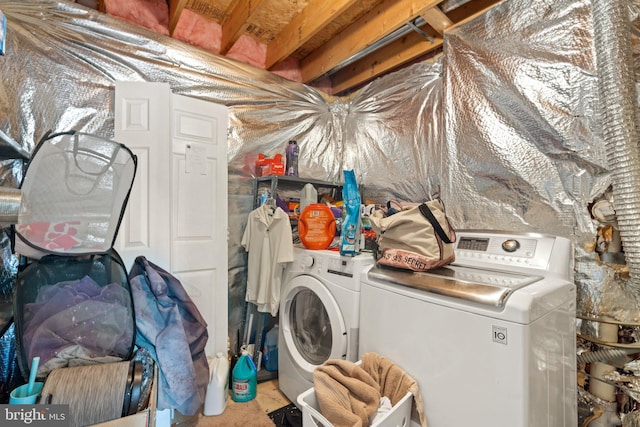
[370,199,456,272]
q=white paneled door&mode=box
[114,82,229,358]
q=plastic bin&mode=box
[297,387,412,427]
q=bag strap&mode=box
[418,203,453,244]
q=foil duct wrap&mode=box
[0,228,21,403]
[0,324,21,404]
[442,0,640,325]
[0,0,637,344]
[443,0,608,238]
[592,0,640,290]
[0,187,21,225]
[0,229,17,326]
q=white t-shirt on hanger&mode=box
[241,204,294,316]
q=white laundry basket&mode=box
[297,387,412,427]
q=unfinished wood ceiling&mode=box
[166,0,502,95]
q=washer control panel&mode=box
[290,246,376,287]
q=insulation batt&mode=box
[105,0,169,35]
[173,8,222,54]
[103,0,302,82]
[226,34,267,69]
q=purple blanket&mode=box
[23,275,133,370]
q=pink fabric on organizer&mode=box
[17,221,83,251]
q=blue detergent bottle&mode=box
[262,324,279,372]
[231,348,257,402]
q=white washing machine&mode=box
[278,246,375,405]
[359,230,577,427]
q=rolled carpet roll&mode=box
[40,361,130,427]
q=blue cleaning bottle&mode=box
[262,324,279,372]
[231,348,257,402]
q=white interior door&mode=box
[114,82,171,270]
[169,92,229,358]
[114,82,229,357]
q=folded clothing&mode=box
[313,352,427,427]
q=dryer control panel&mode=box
[453,230,572,280]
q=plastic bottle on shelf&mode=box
[299,183,317,214]
[262,325,279,372]
[259,188,270,206]
[299,203,336,250]
[285,140,299,176]
[231,347,257,402]
[204,352,229,416]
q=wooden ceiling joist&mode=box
[299,0,444,83]
[420,6,453,34]
[220,0,268,55]
[330,27,443,95]
[265,0,359,69]
[168,0,189,36]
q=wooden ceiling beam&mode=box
[168,0,189,36]
[330,27,443,95]
[445,0,501,29]
[265,0,359,70]
[328,0,501,94]
[445,0,501,23]
[299,0,444,83]
[220,0,268,55]
[420,6,453,35]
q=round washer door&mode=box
[281,274,347,378]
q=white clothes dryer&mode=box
[359,230,577,427]
[278,246,375,405]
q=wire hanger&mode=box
[265,197,276,216]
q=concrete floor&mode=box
[170,378,292,426]
[256,379,291,414]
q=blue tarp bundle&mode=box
[129,256,209,416]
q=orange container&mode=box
[298,204,336,250]
[255,153,284,176]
